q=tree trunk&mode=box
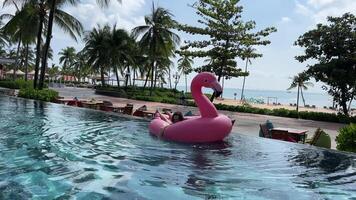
[125,66,130,87]
[143,67,151,89]
[149,61,154,95]
[341,101,348,116]
[153,65,158,89]
[300,87,306,106]
[241,58,249,100]
[340,88,349,116]
[24,43,29,81]
[133,68,136,87]
[13,38,22,81]
[34,9,44,89]
[115,67,120,87]
[100,67,105,86]
[39,0,56,90]
[185,74,188,93]
[168,68,172,89]
[296,85,300,112]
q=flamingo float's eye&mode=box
[204,79,208,82]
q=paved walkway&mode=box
[53,87,346,149]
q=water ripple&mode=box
[0,95,355,199]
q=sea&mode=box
[176,86,356,108]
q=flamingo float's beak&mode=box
[210,81,223,97]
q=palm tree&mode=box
[1,1,37,80]
[0,19,9,47]
[155,56,173,88]
[109,26,134,87]
[39,0,121,87]
[288,72,314,112]
[48,64,60,82]
[240,46,257,101]
[72,51,89,82]
[3,0,83,89]
[83,25,111,86]
[178,55,193,93]
[39,0,83,89]
[59,46,76,74]
[96,0,121,8]
[132,3,180,95]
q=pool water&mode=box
[0,95,355,200]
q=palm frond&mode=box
[54,9,83,41]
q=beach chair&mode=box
[271,129,297,143]
[66,98,83,107]
[123,104,134,115]
[99,100,114,111]
[259,120,274,138]
[133,105,147,117]
[259,124,272,138]
[306,128,331,149]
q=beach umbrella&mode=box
[5,69,14,74]
[15,70,25,75]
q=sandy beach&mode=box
[214,98,337,113]
[53,87,347,150]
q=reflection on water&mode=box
[0,95,355,200]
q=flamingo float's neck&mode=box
[191,83,219,118]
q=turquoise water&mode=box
[0,95,355,199]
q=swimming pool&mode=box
[0,95,355,199]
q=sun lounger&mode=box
[99,100,116,112]
[259,124,272,138]
[306,128,331,148]
[271,129,297,143]
[133,105,148,117]
[259,120,274,138]
[122,104,134,115]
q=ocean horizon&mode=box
[176,86,356,108]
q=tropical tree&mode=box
[59,46,76,74]
[132,3,180,95]
[295,13,356,115]
[39,0,83,89]
[1,1,37,80]
[83,25,111,86]
[0,19,9,47]
[177,55,193,93]
[109,26,134,87]
[178,0,276,100]
[288,72,314,112]
[3,0,83,89]
[240,46,261,100]
[48,64,60,81]
[72,51,90,82]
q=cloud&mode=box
[295,0,356,23]
[0,0,17,21]
[281,17,291,23]
[63,0,146,31]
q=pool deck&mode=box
[53,87,346,150]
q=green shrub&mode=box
[336,124,356,153]
[18,88,58,102]
[0,79,33,89]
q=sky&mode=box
[1,0,356,93]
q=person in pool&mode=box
[155,110,184,124]
[155,111,184,137]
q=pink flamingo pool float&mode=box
[149,72,233,143]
